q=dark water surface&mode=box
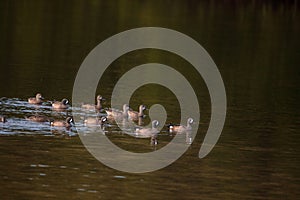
[0,1,299,199]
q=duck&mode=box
[81,95,104,110]
[0,116,6,123]
[168,118,194,133]
[28,93,44,104]
[84,116,107,126]
[51,117,73,128]
[135,120,160,145]
[128,105,146,120]
[52,99,69,109]
[26,115,49,122]
[105,104,129,118]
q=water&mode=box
[0,1,300,199]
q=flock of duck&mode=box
[0,93,194,145]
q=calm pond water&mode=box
[0,1,299,199]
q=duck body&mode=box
[0,116,6,123]
[28,93,44,104]
[105,104,129,118]
[168,118,194,133]
[128,105,146,120]
[26,115,49,122]
[82,104,96,110]
[51,117,73,128]
[84,116,107,126]
[82,95,104,111]
[135,120,160,145]
[52,99,69,109]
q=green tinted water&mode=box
[0,1,299,199]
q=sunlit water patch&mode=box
[0,98,183,148]
[0,98,79,136]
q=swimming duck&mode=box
[168,118,194,133]
[51,117,73,128]
[135,120,160,145]
[52,99,69,109]
[82,95,104,111]
[84,116,107,126]
[128,105,146,120]
[28,93,44,104]
[26,115,49,122]
[105,104,129,118]
[0,116,6,123]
